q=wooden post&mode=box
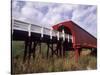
[47,43,50,58]
[59,40,62,57]
[23,40,28,62]
[40,32,43,54]
[67,34,70,43]
[56,42,59,57]
[39,42,41,54]
[61,41,63,58]
[51,41,53,57]
[75,48,79,62]
[28,37,32,61]
[33,41,37,59]
[55,40,60,57]
[27,23,32,62]
[62,41,66,58]
[56,31,60,57]
[39,38,42,54]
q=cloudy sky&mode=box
[12,0,97,37]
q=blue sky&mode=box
[12,0,97,37]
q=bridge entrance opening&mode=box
[58,25,73,51]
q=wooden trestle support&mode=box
[23,37,70,63]
[22,25,80,63]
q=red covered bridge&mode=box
[52,20,97,61]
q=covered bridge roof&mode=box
[52,21,97,48]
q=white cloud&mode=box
[12,0,97,37]
[21,3,43,22]
[41,4,77,27]
[71,5,97,37]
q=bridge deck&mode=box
[12,19,73,43]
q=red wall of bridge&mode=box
[52,21,97,48]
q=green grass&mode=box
[12,41,24,57]
[12,41,97,74]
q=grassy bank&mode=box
[11,41,97,74]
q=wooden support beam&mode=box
[51,43,61,57]
[62,41,66,58]
[28,37,32,61]
[58,41,61,57]
[91,48,97,57]
[56,43,59,57]
[39,38,42,54]
[47,42,60,58]
[75,48,79,62]
[47,43,50,58]
[54,41,61,57]
[51,42,54,57]
[39,42,41,54]
[52,48,58,57]
[23,40,28,62]
[78,48,81,56]
[32,41,37,59]
[67,34,70,43]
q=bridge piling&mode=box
[32,41,37,59]
[28,37,32,62]
[23,40,28,62]
[47,43,50,58]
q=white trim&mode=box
[68,34,70,42]
[28,24,31,37]
[62,30,65,41]
[12,19,14,35]
[41,27,44,38]
[50,27,53,39]
[57,31,59,40]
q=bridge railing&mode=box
[12,19,73,42]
